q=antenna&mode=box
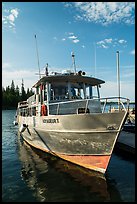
[34,34,41,79]
[94,42,96,77]
[116,51,120,110]
[71,52,76,74]
[45,63,48,76]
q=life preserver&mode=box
[41,104,47,116]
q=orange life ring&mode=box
[41,104,47,116]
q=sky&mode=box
[2,2,135,101]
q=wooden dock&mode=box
[115,130,135,154]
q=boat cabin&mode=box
[18,71,105,117]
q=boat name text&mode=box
[43,119,59,123]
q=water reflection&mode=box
[17,132,122,202]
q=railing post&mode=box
[85,99,89,113]
[57,103,59,115]
[116,51,121,111]
[102,98,107,113]
[127,98,130,112]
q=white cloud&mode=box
[2,7,19,31]
[105,38,113,43]
[96,38,127,49]
[118,39,127,44]
[67,2,135,26]
[130,49,135,55]
[8,13,15,22]
[96,40,105,45]
[62,38,66,41]
[73,39,80,43]
[11,9,19,18]
[68,35,77,40]
[67,33,80,44]
[2,62,12,69]
[102,44,108,49]
[2,69,38,90]
[107,2,117,12]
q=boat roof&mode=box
[32,74,105,88]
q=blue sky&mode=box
[2,2,135,101]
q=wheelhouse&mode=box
[17,71,105,117]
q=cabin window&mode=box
[32,107,36,116]
[36,87,39,94]
[50,89,54,100]
[51,86,68,100]
[71,87,76,97]
[92,85,100,99]
[47,81,100,101]
[89,86,92,99]
[43,85,47,101]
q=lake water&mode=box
[2,110,135,202]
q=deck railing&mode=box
[100,96,130,113]
[49,96,130,115]
[49,98,101,115]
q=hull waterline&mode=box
[21,132,111,174]
[19,110,127,174]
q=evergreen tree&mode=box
[15,85,20,97]
[10,80,15,95]
[15,85,20,106]
[26,88,34,98]
[6,86,10,94]
[21,79,26,101]
[26,88,30,98]
[2,79,34,109]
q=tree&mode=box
[2,79,34,109]
[26,88,34,98]
[15,85,20,106]
[21,79,26,101]
[10,80,15,95]
[15,85,20,97]
[6,86,10,94]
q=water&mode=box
[2,110,135,202]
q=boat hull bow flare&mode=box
[16,67,129,174]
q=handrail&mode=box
[49,98,99,106]
[100,96,130,113]
[49,96,130,115]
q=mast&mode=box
[34,34,41,79]
[116,51,120,110]
[94,42,96,77]
[71,52,76,74]
[45,63,49,76]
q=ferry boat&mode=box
[15,68,129,174]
